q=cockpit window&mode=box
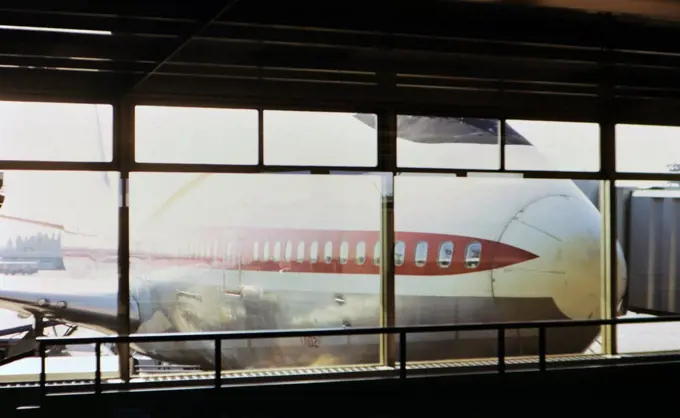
[310,241,318,263]
[373,241,381,266]
[356,241,366,265]
[339,241,349,264]
[438,241,453,268]
[394,241,406,267]
[465,242,482,269]
[415,241,428,267]
[324,241,333,264]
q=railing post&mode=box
[214,338,222,389]
[95,342,102,394]
[399,331,407,379]
[39,341,46,399]
[497,328,505,374]
[538,327,547,372]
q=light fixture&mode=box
[0,25,111,36]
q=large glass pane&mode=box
[128,172,387,374]
[0,170,119,383]
[505,120,600,172]
[393,174,613,362]
[263,110,378,167]
[616,124,680,174]
[135,105,259,165]
[0,101,112,162]
[396,115,500,169]
[615,180,680,354]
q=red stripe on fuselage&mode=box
[62,229,538,276]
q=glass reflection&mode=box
[135,105,259,165]
[0,170,118,383]
[128,172,386,371]
[395,116,500,170]
[393,174,614,361]
[616,180,680,354]
[505,120,600,172]
[0,101,112,162]
[616,124,680,174]
[263,110,378,167]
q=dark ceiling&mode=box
[468,0,680,22]
[3,1,680,122]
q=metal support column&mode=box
[114,100,134,382]
[378,108,397,368]
[600,121,618,355]
[599,15,618,355]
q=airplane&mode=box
[0,108,628,371]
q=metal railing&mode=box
[19,314,680,396]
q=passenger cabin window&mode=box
[324,241,333,264]
[356,241,366,265]
[373,241,381,266]
[253,242,259,261]
[284,241,293,262]
[339,241,349,264]
[465,242,482,269]
[263,242,270,261]
[438,241,453,268]
[310,241,318,263]
[394,241,405,267]
[273,242,281,262]
[415,241,428,267]
[296,242,305,263]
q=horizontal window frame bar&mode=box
[0,161,117,171]
[0,161,671,181]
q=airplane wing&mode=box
[353,114,532,145]
[0,214,123,336]
[0,277,121,334]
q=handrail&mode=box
[24,314,680,398]
[33,314,680,345]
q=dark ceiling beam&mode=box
[127,0,243,93]
[0,55,152,73]
[4,19,680,72]
[0,29,176,62]
[5,33,680,97]
[0,1,680,127]
[0,67,132,100]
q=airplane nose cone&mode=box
[491,194,603,320]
